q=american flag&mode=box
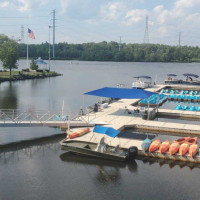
[28,28,35,39]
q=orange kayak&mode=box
[179,143,189,156]
[186,137,198,145]
[149,139,161,153]
[69,128,90,139]
[159,140,170,154]
[174,137,190,144]
[169,142,180,155]
[189,144,198,158]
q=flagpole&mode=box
[27,28,29,69]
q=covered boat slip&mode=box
[165,73,200,85]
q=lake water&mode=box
[0,60,200,199]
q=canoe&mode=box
[141,138,151,152]
[169,142,180,155]
[174,137,190,144]
[186,137,198,145]
[189,144,198,158]
[179,143,189,156]
[69,128,90,139]
[149,139,161,153]
[159,140,170,154]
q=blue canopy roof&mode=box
[84,87,157,99]
[93,126,120,138]
[36,57,47,65]
[183,73,199,78]
[167,74,177,77]
[133,76,151,79]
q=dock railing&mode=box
[0,109,69,125]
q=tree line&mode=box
[18,41,200,62]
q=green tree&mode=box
[0,39,19,78]
[30,59,39,70]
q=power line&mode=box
[0,16,49,19]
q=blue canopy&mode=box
[133,76,151,79]
[183,73,199,78]
[93,125,120,138]
[36,57,47,65]
[84,87,157,99]
[167,74,177,77]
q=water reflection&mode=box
[60,152,138,183]
[137,156,200,170]
[0,82,18,109]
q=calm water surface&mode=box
[0,61,200,199]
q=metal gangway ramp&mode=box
[0,109,90,127]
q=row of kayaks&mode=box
[142,137,198,158]
[161,89,200,95]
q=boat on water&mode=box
[149,139,161,153]
[159,140,170,154]
[132,76,152,89]
[165,73,200,85]
[60,126,138,162]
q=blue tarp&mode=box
[93,125,120,138]
[84,87,157,99]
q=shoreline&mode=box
[0,71,62,83]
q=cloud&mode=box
[0,1,10,8]
[124,9,148,26]
[101,2,126,21]
[0,0,49,12]
[60,0,70,14]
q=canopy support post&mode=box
[147,97,150,120]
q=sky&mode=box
[0,0,200,46]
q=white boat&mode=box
[60,126,138,162]
[132,76,152,89]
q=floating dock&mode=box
[63,84,200,164]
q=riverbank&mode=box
[0,70,62,83]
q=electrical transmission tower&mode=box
[20,25,25,43]
[143,16,149,44]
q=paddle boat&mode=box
[189,144,198,158]
[149,139,161,153]
[159,140,170,154]
[141,138,152,152]
[68,128,90,139]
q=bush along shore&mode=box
[0,70,62,83]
